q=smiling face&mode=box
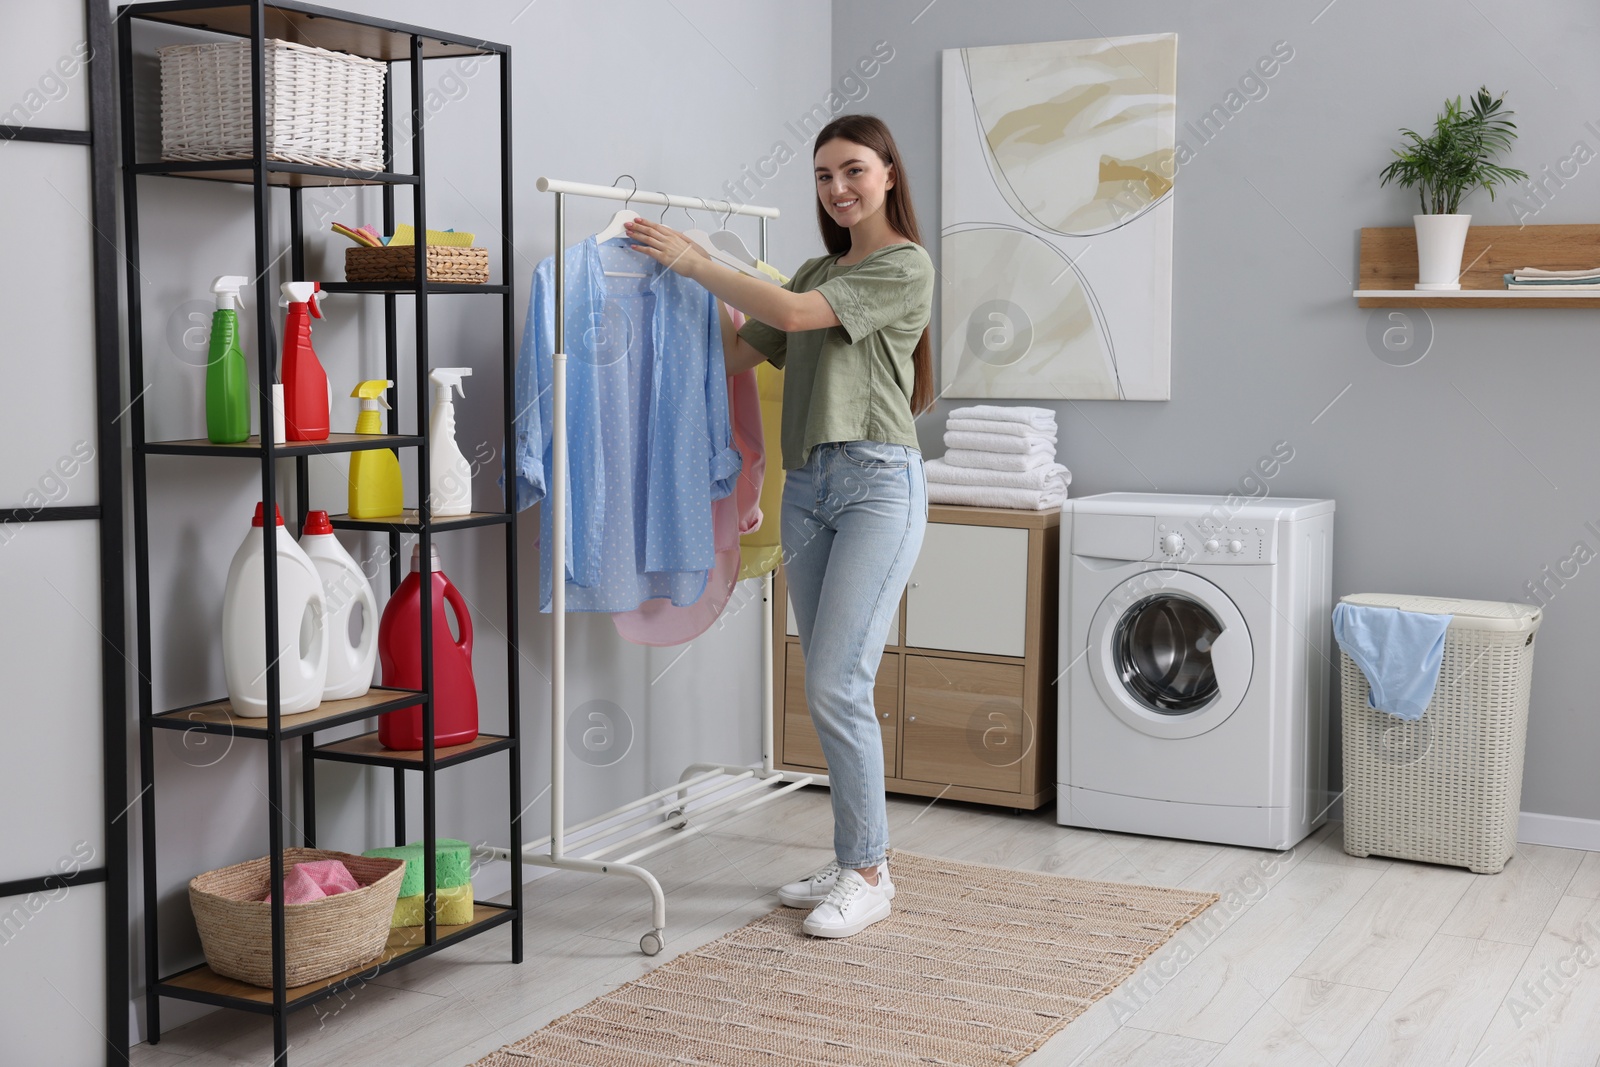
[814,138,894,228]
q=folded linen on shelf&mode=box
[943,429,1057,455]
[941,447,1056,473]
[1510,266,1600,278]
[928,471,1069,510]
[1503,273,1600,289]
[925,457,1069,490]
[947,404,1057,431]
[945,417,1057,440]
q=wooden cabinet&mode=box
[902,656,1027,793]
[782,645,898,774]
[905,523,1030,656]
[773,504,1058,809]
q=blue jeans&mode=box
[781,440,928,869]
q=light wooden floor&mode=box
[130,786,1600,1066]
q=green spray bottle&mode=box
[207,276,250,443]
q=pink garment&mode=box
[612,304,766,646]
[261,859,361,904]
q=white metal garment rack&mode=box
[486,176,824,956]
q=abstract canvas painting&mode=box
[941,34,1177,400]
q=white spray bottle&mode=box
[428,367,474,516]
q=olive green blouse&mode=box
[736,241,934,470]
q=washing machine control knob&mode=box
[1161,533,1184,555]
[1228,539,1245,554]
[1204,538,1221,553]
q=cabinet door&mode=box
[905,524,1029,656]
[787,587,899,647]
[782,643,898,775]
[902,655,1028,794]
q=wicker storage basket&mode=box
[158,39,386,171]
[345,245,490,285]
[188,848,405,988]
[1340,593,1541,874]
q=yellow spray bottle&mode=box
[348,379,403,519]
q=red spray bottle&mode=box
[377,542,479,750]
[280,281,329,441]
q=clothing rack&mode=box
[486,176,822,956]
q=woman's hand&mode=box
[625,218,710,279]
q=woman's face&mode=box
[814,138,893,228]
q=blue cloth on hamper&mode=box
[513,234,741,613]
[1332,602,1453,721]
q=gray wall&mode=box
[833,1,1600,827]
[109,0,832,1041]
[11,0,1598,1051]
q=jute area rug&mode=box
[470,849,1218,1066]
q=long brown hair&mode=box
[813,114,933,416]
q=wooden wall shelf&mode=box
[1355,223,1600,308]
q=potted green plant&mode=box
[1379,86,1528,290]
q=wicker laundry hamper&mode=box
[189,848,405,988]
[1339,593,1541,874]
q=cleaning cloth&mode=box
[1332,602,1453,721]
[261,859,361,904]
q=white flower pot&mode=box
[1413,213,1472,290]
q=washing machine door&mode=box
[1087,570,1252,739]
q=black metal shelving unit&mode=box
[115,4,521,1061]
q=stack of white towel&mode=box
[925,405,1070,511]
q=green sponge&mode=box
[363,844,423,896]
[428,838,471,889]
[362,838,472,895]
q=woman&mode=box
[626,114,934,938]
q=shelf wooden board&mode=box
[927,503,1061,528]
[130,160,418,187]
[152,687,425,739]
[312,731,513,769]
[125,1,506,61]
[143,433,423,458]
[321,281,511,295]
[158,903,512,1009]
[1357,223,1600,307]
[329,510,511,533]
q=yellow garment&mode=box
[738,260,789,580]
[390,881,474,927]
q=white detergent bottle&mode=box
[299,510,378,700]
[428,367,474,516]
[222,503,329,716]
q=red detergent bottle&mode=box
[279,281,329,441]
[377,542,479,749]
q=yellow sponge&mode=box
[390,881,474,927]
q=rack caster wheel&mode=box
[665,806,688,831]
[640,929,665,956]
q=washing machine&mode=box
[1058,493,1334,850]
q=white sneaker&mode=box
[778,860,896,908]
[779,860,841,908]
[801,865,894,938]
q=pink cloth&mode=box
[261,859,360,904]
[612,304,766,646]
